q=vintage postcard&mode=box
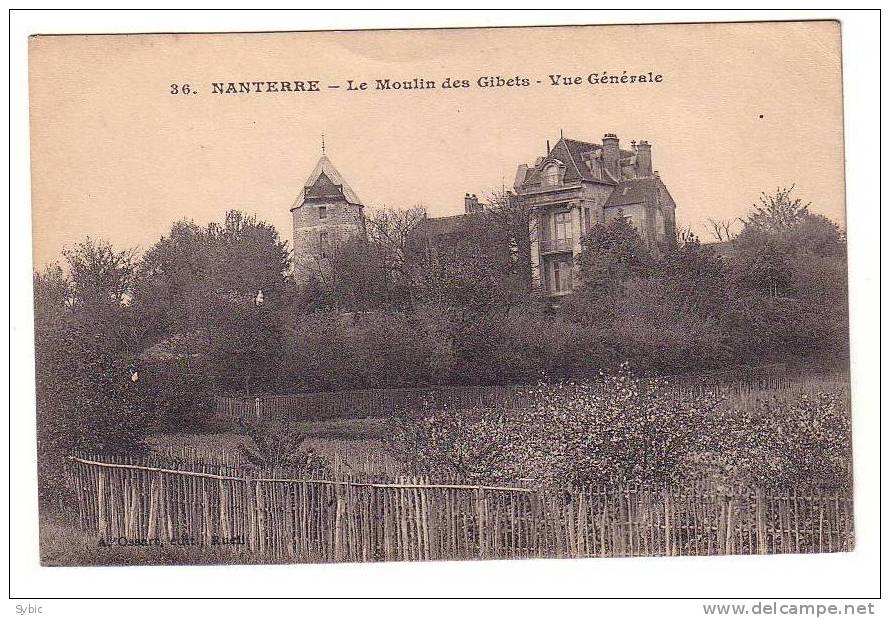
[28,21,850,567]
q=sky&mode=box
[28,21,845,269]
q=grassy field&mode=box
[145,415,402,477]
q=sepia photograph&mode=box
[25,19,855,574]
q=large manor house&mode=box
[290,132,677,297]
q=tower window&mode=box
[318,206,328,220]
[319,231,329,257]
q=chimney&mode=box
[602,133,620,180]
[635,140,653,177]
[464,193,482,213]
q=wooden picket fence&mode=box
[215,364,790,424]
[66,454,852,563]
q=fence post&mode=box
[755,488,768,554]
[96,467,108,540]
[333,483,345,562]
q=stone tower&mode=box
[290,152,366,276]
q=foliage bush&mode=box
[238,422,329,474]
[139,362,216,431]
[692,389,852,491]
[280,309,436,391]
[34,245,154,508]
[386,367,852,490]
[386,405,517,483]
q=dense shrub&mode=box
[386,367,852,490]
[139,362,215,431]
[693,390,852,490]
[280,309,436,391]
[34,249,154,508]
[238,422,329,474]
[386,406,517,483]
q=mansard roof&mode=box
[520,136,636,187]
[603,177,663,210]
[291,154,364,211]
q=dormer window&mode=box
[542,164,560,187]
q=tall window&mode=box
[318,205,328,220]
[554,211,571,241]
[543,164,560,187]
[552,259,573,293]
[319,231,329,257]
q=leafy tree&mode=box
[729,187,848,367]
[295,206,428,311]
[575,214,652,298]
[59,237,147,354]
[656,233,727,318]
[743,185,811,233]
[788,213,846,257]
[33,264,69,319]
[480,190,534,296]
[34,241,151,506]
[63,236,138,310]
[365,206,428,308]
[415,209,527,316]
[300,234,385,311]
[131,211,292,397]
[209,210,290,299]
[134,220,213,340]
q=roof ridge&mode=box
[431,212,471,220]
[563,137,600,148]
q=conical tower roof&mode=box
[291,154,364,211]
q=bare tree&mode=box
[706,217,741,242]
[293,206,428,310]
[480,190,533,295]
[365,205,428,296]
